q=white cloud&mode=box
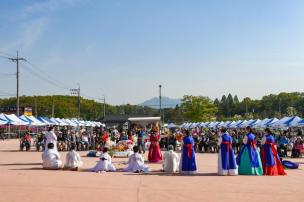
[2,17,49,52]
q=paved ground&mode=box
[0,139,303,202]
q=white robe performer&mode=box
[124,153,149,173]
[90,152,116,172]
[65,150,83,169]
[42,149,62,169]
[45,129,57,151]
[163,149,179,173]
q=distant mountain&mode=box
[140,97,181,109]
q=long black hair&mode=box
[265,128,272,135]
[246,126,252,133]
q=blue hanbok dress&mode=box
[218,133,238,175]
[236,133,263,175]
[180,135,197,174]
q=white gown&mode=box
[90,153,116,172]
[163,150,179,173]
[65,150,83,169]
[42,149,62,169]
[124,153,149,173]
[217,135,238,176]
[45,131,57,151]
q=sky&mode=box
[0,0,304,105]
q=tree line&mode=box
[0,92,303,123]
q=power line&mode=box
[25,60,72,90]
[22,63,70,91]
[0,51,14,58]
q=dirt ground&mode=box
[0,139,303,202]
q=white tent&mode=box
[4,114,29,125]
[19,115,45,126]
[284,116,302,127]
[0,118,8,125]
[270,117,291,128]
[253,118,270,128]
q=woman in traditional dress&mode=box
[236,126,263,175]
[148,128,163,163]
[260,128,286,176]
[218,128,238,176]
[180,130,197,174]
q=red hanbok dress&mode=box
[261,134,286,176]
[148,133,163,163]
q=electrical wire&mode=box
[25,60,72,90]
[22,63,70,91]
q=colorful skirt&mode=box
[238,148,263,175]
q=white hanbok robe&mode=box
[65,150,83,169]
[45,131,57,150]
[42,149,62,169]
[162,150,179,173]
[124,153,149,173]
[90,153,116,172]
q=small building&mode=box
[100,115,160,130]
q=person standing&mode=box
[148,128,163,163]
[261,128,286,176]
[45,126,57,151]
[218,128,238,176]
[236,126,263,175]
[137,129,145,154]
[180,130,197,174]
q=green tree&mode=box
[181,95,218,122]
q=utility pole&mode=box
[34,98,38,116]
[8,51,26,116]
[279,98,282,117]
[70,84,80,119]
[98,96,106,119]
[103,96,106,118]
[159,84,162,127]
[51,98,55,117]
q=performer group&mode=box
[41,126,287,176]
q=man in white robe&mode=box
[65,144,83,170]
[90,147,116,173]
[124,146,149,173]
[42,143,62,169]
[163,145,179,173]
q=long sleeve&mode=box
[217,136,222,146]
[261,136,267,145]
[243,135,248,144]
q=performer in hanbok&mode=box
[163,145,179,173]
[218,128,238,176]
[45,126,57,151]
[124,146,149,173]
[65,144,83,171]
[90,147,116,173]
[236,126,263,175]
[261,128,286,176]
[42,143,62,169]
[180,130,197,174]
[148,128,162,163]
